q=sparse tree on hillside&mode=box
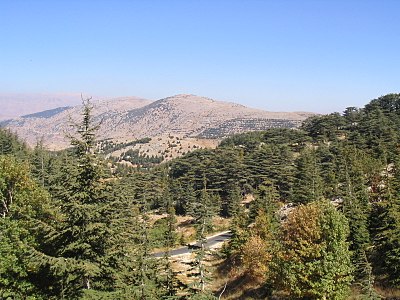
[187,181,218,297]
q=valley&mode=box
[2,93,400,299]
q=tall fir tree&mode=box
[50,98,121,298]
[187,180,218,298]
[159,190,181,299]
[291,148,324,204]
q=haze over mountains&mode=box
[0,93,86,120]
[1,94,315,150]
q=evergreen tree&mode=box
[375,195,400,287]
[338,147,372,281]
[131,202,161,299]
[226,197,249,265]
[50,98,122,297]
[0,128,28,157]
[291,148,324,204]
[225,184,242,218]
[356,250,381,300]
[160,190,180,298]
[249,180,279,221]
[30,139,53,188]
[187,183,218,296]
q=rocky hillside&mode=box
[1,94,314,150]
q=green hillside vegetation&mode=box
[1,94,400,299]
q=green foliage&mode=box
[160,197,181,298]
[249,180,279,220]
[46,98,147,298]
[4,93,400,297]
[186,186,219,296]
[241,209,278,283]
[98,137,151,155]
[0,128,28,157]
[291,148,324,204]
[301,112,345,142]
[225,185,242,217]
[226,203,250,262]
[0,155,57,299]
[279,201,353,299]
[119,148,163,167]
[0,218,44,299]
[374,198,400,287]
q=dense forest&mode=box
[1,94,400,299]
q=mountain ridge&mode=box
[1,94,315,150]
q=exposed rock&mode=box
[2,94,315,150]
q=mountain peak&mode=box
[2,94,315,150]
[162,94,215,102]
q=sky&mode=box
[1,0,399,113]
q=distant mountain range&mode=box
[1,94,315,150]
[0,93,85,121]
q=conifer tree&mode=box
[50,98,120,297]
[356,250,381,300]
[369,156,400,288]
[0,128,28,157]
[30,139,53,188]
[187,181,218,297]
[224,184,242,218]
[339,148,372,282]
[160,189,180,298]
[249,180,279,221]
[132,201,161,299]
[226,202,249,263]
[291,148,324,204]
[375,194,400,287]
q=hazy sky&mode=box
[1,0,399,113]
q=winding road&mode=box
[153,231,232,257]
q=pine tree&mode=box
[0,128,28,157]
[376,196,400,287]
[291,148,324,204]
[131,201,161,299]
[356,250,381,300]
[187,182,218,297]
[226,203,249,264]
[30,139,53,188]
[225,184,242,218]
[334,146,372,282]
[160,190,180,298]
[50,98,119,297]
[249,180,279,221]
[369,156,400,288]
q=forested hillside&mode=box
[1,94,400,299]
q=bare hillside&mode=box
[1,94,314,150]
